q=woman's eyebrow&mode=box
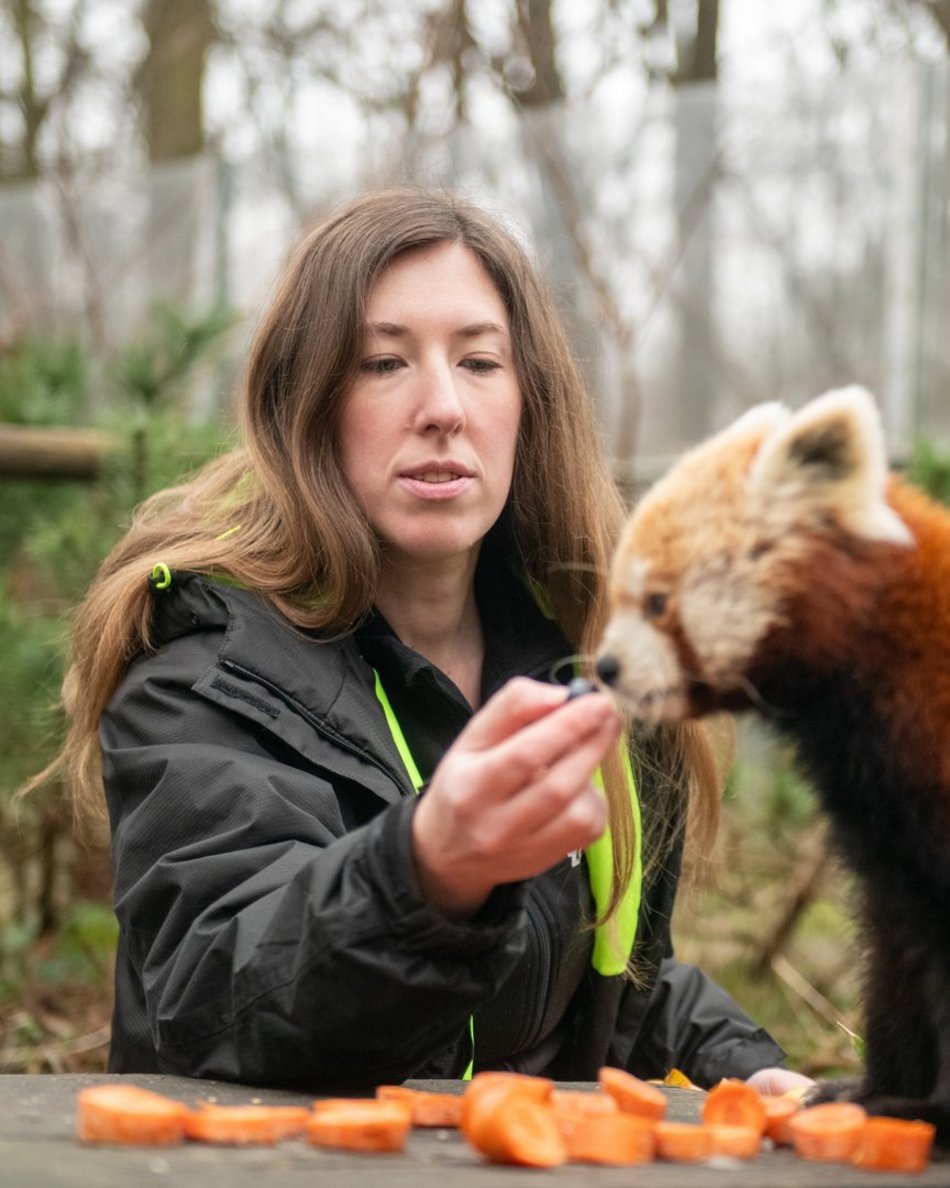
[365,321,406,337]
[363,320,509,339]
[456,321,508,339]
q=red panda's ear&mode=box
[746,386,913,546]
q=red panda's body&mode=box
[596,388,950,1139]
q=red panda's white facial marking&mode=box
[677,547,788,688]
[597,386,914,722]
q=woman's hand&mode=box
[411,677,622,918]
[746,1067,816,1097]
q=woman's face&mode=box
[338,242,522,569]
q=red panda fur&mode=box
[758,476,950,799]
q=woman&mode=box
[53,188,801,1092]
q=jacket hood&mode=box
[146,571,415,804]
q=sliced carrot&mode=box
[598,1066,667,1121]
[787,1101,867,1163]
[464,1092,566,1168]
[255,1105,312,1140]
[252,1105,312,1141]
[653,1120,715,1162]
[76,1084,192,1147]
[762,1094,800,1145]
[551,1088,616,1112]
[375,1085,463,1128]
[550,1094,617,1146]
[563,1111,655,1165]
[462,1081,514,1146]
[702,1078,767,1136]
[851,1116,935,1173]
[306,1100,413,1154]
[185,1104,304,1145]
[460,1072,553,1137]
[550,1089,618,1119]
[660,1068,702,1090]
[312,1096,380,1111]
[707,1124,762,1159]
[462,1081,542,1152]
[464,1071,554,1098]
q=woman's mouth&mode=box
[398,466,475,500]
[414,471,462,483]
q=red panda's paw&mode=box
[804,1076,867,1107]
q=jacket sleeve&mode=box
[626,957,787,1086]
[102,638,528,1090]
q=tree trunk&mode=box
[140,0,215,162]
[511,0,630,461]
[514,0,565,106]
[10,0,44,178]
[668,0,721,446]
[137,0,217,360]
[917,0,950,54]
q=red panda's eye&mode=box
[644,592,668,619]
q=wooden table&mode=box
[2,1074,945,1187]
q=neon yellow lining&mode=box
[587,747,642,976]
[372,671,424,792]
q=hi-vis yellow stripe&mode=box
[372,670,424,792]
[587,749,642,976]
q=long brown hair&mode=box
[39,187,719,920]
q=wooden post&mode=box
[0,423,121,480]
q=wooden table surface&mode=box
[2,1073,946,1187]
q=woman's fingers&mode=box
[475,711,618,843]
[411,680,623,916]
[453,677,568,751]
[469,779,608,880]
[454,680,622,802]
[478,692,621,797]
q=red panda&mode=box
[596,386,950,1139]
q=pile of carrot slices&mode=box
[74,1072,937,1172]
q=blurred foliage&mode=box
[908,436,950,506]
[0,301,235,789]
[0,339,89,426]
[0,302,235,1067]
[35,903,119,988]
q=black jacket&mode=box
[101,571,784,1091]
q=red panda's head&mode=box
[596,386,914,723]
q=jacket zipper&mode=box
[218,657,415,799]
[524,898,553,1051]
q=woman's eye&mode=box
[361,357,403,375]
[461,357,501,374]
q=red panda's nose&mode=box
[595,655,620,687]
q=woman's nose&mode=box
[415,363,465,434]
